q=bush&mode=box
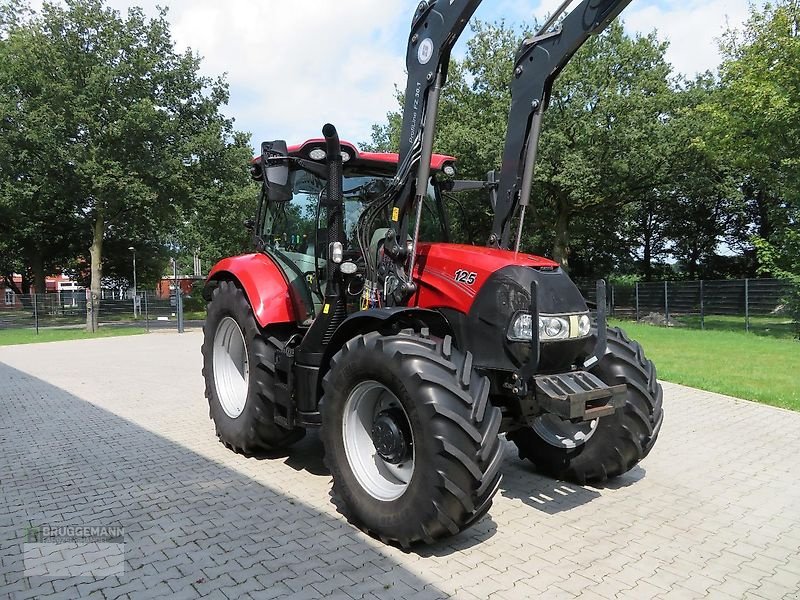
[183,280,207,312]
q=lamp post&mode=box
[128,246,137,317]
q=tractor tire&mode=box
[320,330,504,547]
[201,280,304,455]
[508,327,663,484]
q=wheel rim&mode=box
[342,381,414,501]
[213,317,250,419]
[532,414,598,449]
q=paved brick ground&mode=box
[1,331,799,599]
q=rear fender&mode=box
[204,254,298,327]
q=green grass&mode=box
[673,314,796,340]
[612,319,800,411]
[0,327,147,346]
[183,310,207,320]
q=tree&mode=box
[653,76,744,280]
[0,0,245,330]
[369,21,680,278]
[531,22,677,273]
[175,130,258,273]
[0,2,86,295]
[708,1,800,276]
[703,0,800,328]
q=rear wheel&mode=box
[320,330,504,547]
[508,327,663,484]
[202,280,304,455]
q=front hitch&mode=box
[512,279,619,423]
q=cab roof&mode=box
[287,139,456,172]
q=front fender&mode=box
[313,307,454,396]
[204,254,296,327]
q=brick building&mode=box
[3,274,83,309]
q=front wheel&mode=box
[508,327,664,484]
[320,330,504,547]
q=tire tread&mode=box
[321,331,503,546]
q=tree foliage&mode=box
[369,8,797,294]
[710,2,799,278]
[703,1,800,330]
[0,0,251,329]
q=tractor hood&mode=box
[417,243,559,270]
[412,243,560,314]
[412,242,589,373]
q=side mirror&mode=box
[243,217,255,231]
[261,140,292,202]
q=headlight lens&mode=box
[578,314,591,337]
[509,313,533,341]
[309,148,327,161]
[542,317,568,340]
[508,312,591,342]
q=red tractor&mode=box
[202,0,663,547]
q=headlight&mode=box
[541,316,569,340]
[508,313,533,341]
[507,312,591,342]
[309,148,326,161]
[578,314,591,337]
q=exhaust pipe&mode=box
[323,123,341,165]
[322,124,344,231]
[322,124,344,285]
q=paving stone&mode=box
[1,332,800,600]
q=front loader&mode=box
[201,0,663,547]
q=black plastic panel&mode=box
[449,266,589,373]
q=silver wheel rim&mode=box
[533,414,598,449]
[213,317,250,419]
[342,381,414,501]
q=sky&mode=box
[32,0,760,151]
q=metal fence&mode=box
[577,278,796,335]
[0,290,192,333]
[4,278,795,337]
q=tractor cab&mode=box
[250,139,455,321]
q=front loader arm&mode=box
[397,0,483,169]
[382,0,484,302]
[488,0,633,249]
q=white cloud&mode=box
[24,0,759,152]
[167,2,408,148]
[80,0,408,150]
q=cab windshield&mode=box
[260,169,394,254]
[256,165,449,321]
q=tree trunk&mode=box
[642,243,652,282]
[30,254,46,295]
[3,273,33,309]
[86,211,104,332]
[20,270,31,294]
[642,211,653,282]
[552,199,570,272]
[687,246,699,279]
[755,186,774,241]
[3,273,22,295]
